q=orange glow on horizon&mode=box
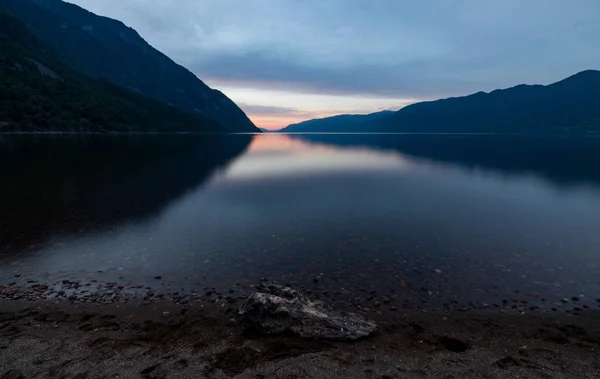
[247,111,355,131]
[221,133,413,181]
[202,77,414,130]
[246,133,315,151]
[247,115,302,131]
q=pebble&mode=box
[1,271,596,317]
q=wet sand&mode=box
[1,300,599,378]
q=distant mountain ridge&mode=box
[279,110,394,133]
[281,70,600,134]
[384,70,600,133]
[1,0,259,132]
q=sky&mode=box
[69,0,600,130]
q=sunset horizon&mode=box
[67,0,600,131]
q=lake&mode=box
[1,133,600,312]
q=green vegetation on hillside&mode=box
[0,12,223,133]
[1,0,259,132]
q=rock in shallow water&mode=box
[239,281,377,340]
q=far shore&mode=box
[2,130,600,136]
[0,131,258,135]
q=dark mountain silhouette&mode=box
[384,70,600,133]
[280,71,600,134]
[0,134,252,252]
[0,12,224,132]
[279,111,394,132]
[1,0,259,132]
[291,133,600,188]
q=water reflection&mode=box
[224,133,412,181]
[290,133,600,189]
[0,134,252,252]
[1,133,600,311]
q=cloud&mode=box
[69,0,600,100]
[220,87,414,129]
[237,104,304,116]
[236,103,326,130]
[69,0,600,130]
[191,50,490,98]
[236,104,318,129]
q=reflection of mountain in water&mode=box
[290,134,600,188]
[0,134,252,251]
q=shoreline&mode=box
[0,131,259,135]
[1,298,600,378]
[1,131,600,136]
[3,274,599,317]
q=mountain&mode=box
[279,111,394,132]
[1,0,259,132]
[0,12,224,132]
[280,71,600,134]
[383,70,600,133]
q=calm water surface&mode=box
[1,133,600,311]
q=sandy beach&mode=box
[1,299,599,378]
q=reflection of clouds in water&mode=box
[3,134,600,309]
[223,134,412,180]
[246,133,315,152]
